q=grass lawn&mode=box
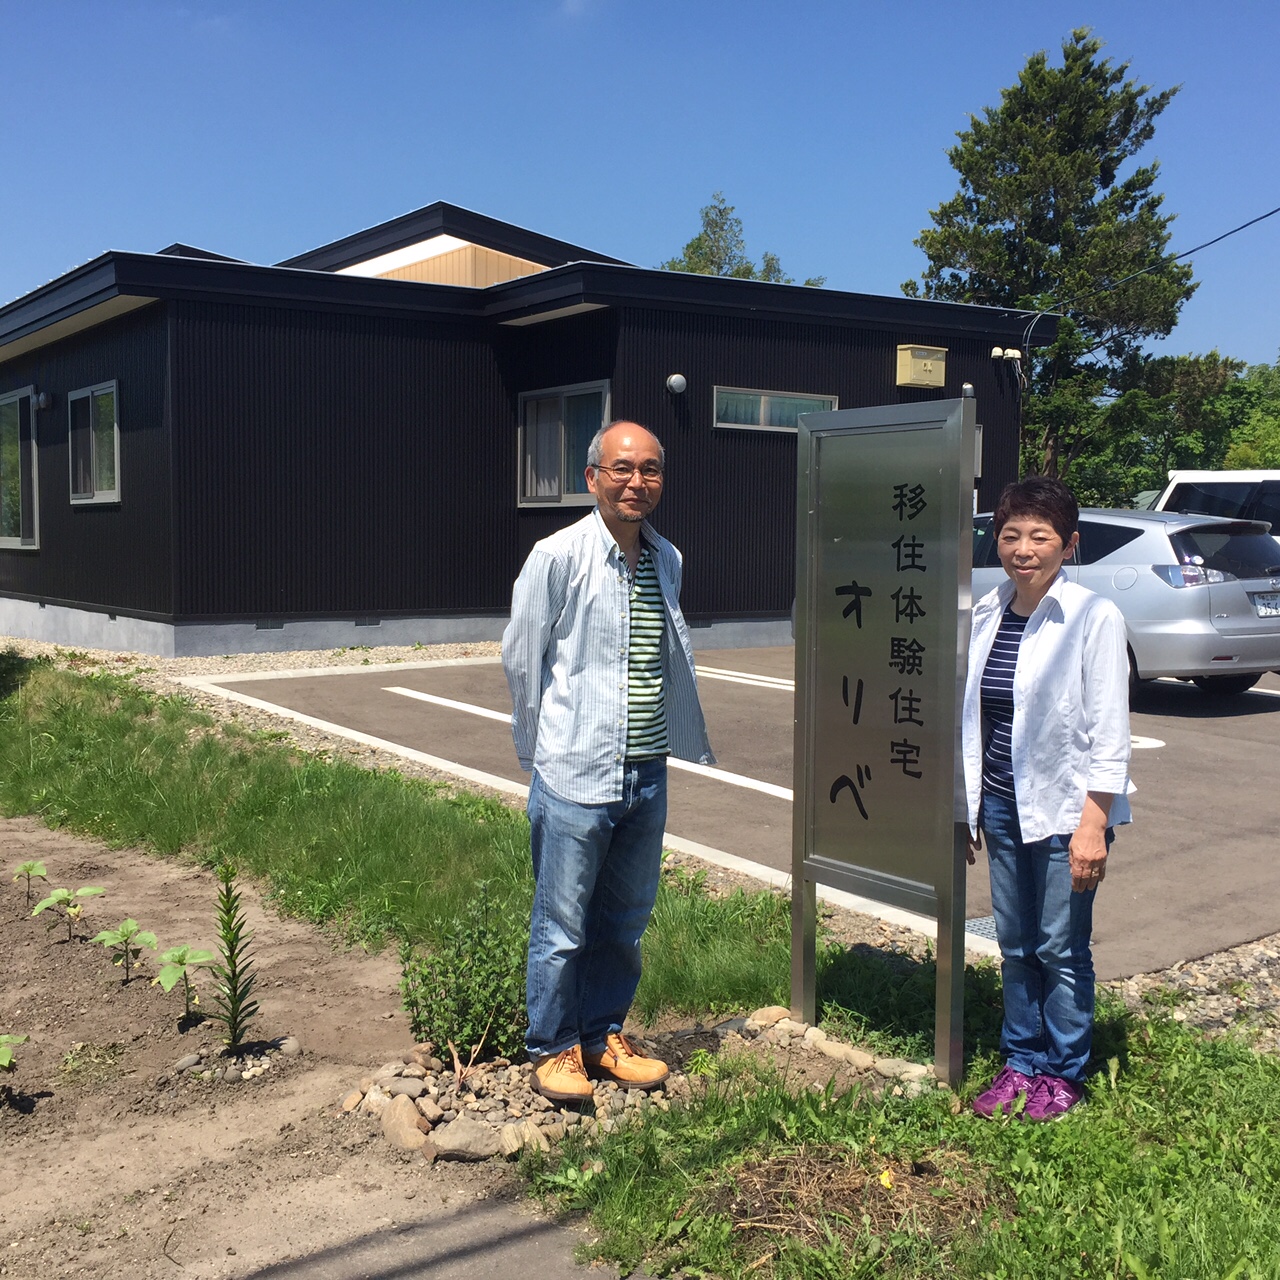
[3,652,1278,1278]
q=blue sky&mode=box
[3,1,1276,364]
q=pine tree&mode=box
[903,29,1196,478]
[662,192,825,287]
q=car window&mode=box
[1076,521,1144,565]
[972,517,1000,567]
[1164,481,1257,518]
[1169,527,1280,578]
[1248,482,1280,533]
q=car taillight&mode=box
[1151,565,1236,587]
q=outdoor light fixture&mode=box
[34,391,51,410]
[665,373,687,394]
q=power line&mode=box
[1022,202,1280,349]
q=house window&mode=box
[68,382,119,504]
[0,387,38,548]
[518,381,609,506]
[714,386,836,433]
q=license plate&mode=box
[1253,592,1280,618]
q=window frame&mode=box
[68,380,121,506]
[516,379,610,508]
[713,385,838,434]
[0,385,39,550]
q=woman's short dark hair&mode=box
[992,477,1079,546]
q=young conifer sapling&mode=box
[209,865,260,1053]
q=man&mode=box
[502,420,714,1101]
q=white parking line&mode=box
[696,665,795,690]
[384,686,510,724]
[199,655,504,683]
[175,676,530,797]
[383,687,794,801]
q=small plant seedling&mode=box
[0,1033,28,1072]
[12,860,48,906]
[32,885,105,940]
[155,944,217,1019]
[92,919,158,983]
[209,864,260,1051]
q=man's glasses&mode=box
[595,462,664,484]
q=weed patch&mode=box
[60,1041,125,1086]
[535,1014,1280,1278]
[705,1142,1002,1268]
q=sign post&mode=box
[792,392,976,1084]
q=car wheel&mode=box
[1127,648,1148,701]
[1191,673,1263,696]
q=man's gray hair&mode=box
[586,421,665,469]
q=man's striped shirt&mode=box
[626,544,669,758]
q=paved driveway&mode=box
[183,653,1280,980]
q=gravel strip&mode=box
[4,633,1277,1054]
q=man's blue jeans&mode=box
[525,759,667,1059]
[981,791,1107,1084]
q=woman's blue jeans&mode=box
[981,791,1107,1084]
[525,759,667,1059]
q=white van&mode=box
[1151,471,1280,537]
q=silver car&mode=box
[972,509,1280,696]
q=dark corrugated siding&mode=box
[170,302,514,618]
[0,305,172,615]
[3,293,1025,629]
[611,309,1022,617]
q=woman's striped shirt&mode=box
[980,604,1030,801]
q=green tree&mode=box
[661,192,825,286]
[1218,357,1280,468]
[903,29,1196,479]
[1071,351,1244,504]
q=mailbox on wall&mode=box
[895,344,947,388]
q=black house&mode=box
[0,202,1036,655]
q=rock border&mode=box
[339,1008,943,1161]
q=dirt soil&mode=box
[0,816,551,1280]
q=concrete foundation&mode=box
[0,596,792,656]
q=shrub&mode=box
[400,882,528,1061]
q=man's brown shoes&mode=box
[583,1032,670,1089]
[531,1045,593,1101]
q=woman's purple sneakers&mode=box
[1023,1075,1083,1120]
[973,1065,1034,1117]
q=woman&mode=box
[962,477,1132,1120]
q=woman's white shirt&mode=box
[960,571,1133,841]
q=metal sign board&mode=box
[791,394,976,1082]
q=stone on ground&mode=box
[382,1094,429,1151]
[748,1005,791,1028]
[432,1116,502,1161]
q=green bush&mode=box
[399,883,528,1061]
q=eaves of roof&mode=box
[483,262,1053,341]
[0,252,1055,367]
[0,252,488,363]
[276,200,631,273]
